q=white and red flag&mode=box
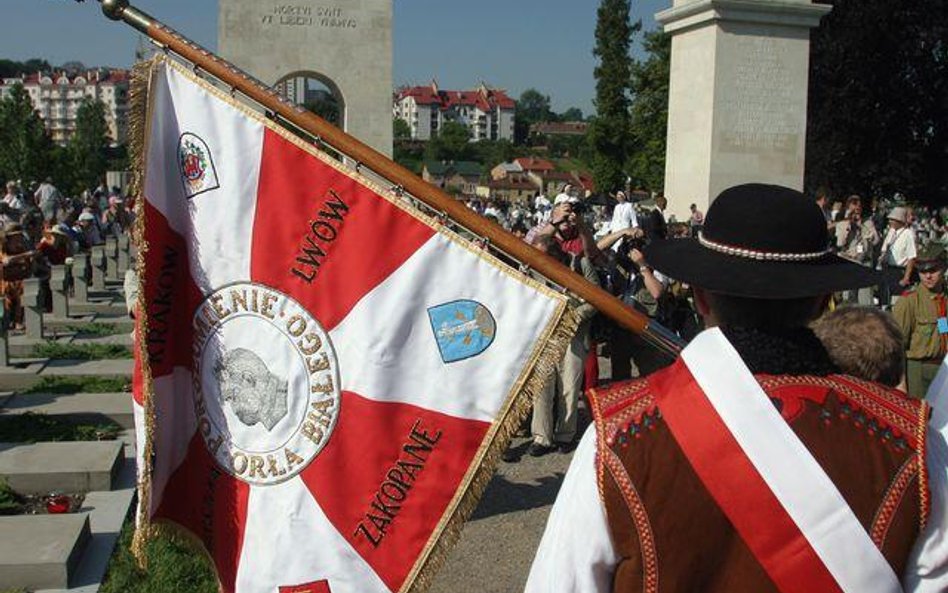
[131,57,574,593]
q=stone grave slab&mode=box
[0,361,46,391]
[42,358,133,378]
[0,514,90,590]
[0,441,124,494]
[1,392,133,429]
[70,333,134,348]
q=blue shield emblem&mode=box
[427,300,496,364]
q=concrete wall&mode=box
[219,0,393,156]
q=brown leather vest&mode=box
[589,368,930,593]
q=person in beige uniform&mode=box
[893,243,948,398]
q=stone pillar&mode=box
[50,265,70,320]
[23,278,43,341]
[91,246,107,291]
[657,0,830,220]
[117,234,130,276]
[105,237,119,282]
[73,253,90,303]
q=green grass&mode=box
[23,376,129,394]
[66,322,129,337]
[0,478,23,516]
[0,412,120,443]
[32,342,132,360]
[101,522,218,593]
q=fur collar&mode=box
[720,326,839,377]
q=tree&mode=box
[393,117,411,140]
[806,0,948,202]
[627,30,670,191]
[559,107,585,122]
[0,58,52,78]
[68,98,110,193]
[514,89,554,144]
[303,95,340,127]
[589,0,639,194]
[0,83,51,183]
[423,121,473,162]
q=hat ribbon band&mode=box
[698,232,832,262]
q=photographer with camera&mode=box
[835,195,880,305]
[596,226,673,381]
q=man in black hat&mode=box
[525,184,946,593]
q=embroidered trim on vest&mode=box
[870,455,920,548]
[916,400,930,532]
[603,447,659,593]
[589,379,656,447]
[758,375,924,449]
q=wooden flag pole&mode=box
[92,0,684,357]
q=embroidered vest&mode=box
[589,369,929,593]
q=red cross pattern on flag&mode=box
[131,57,575,593]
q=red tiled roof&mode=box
[395,85,515,112]
[530,121,589,136]
[514,157,556,172]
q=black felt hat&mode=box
[643,184,881,299]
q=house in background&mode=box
[1,68,130,145]
[394,81,516,142]
[422,161,484,196]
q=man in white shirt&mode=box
[879,205,918,305]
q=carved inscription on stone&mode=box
[719,37,800,155]
[259,4,357,29]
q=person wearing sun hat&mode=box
[526,184,947,593]
[878,205,918,306]
[893,243,948,398]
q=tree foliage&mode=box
[0,58,52,78]
[393,117,411,140]
[68,98,110,193]
[627,30,670,191]
[303,95,340,127]
[514,88,554,144]
[0,83,51,183]
[559,107,585,122]
[806,0,948,203]
[589,0,639,194]
[423,121,473,162]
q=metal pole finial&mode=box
[100,0,129,20]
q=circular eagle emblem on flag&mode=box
[192,282,341,486]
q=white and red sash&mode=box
[650,329,902,593]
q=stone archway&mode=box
[218,0,393,156]
[274,71,346,131]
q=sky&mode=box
[0,0,669,114]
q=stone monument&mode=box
[218,0,394,156]
[657,0,831,219]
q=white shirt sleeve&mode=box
[524,426,619,593]
[902,414,948,592]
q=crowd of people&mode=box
[0,177,133,328]
[481,183,948,462]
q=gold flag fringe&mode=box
[120,56,585,589]
[127,56,159,568]
[401,303,581,593]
